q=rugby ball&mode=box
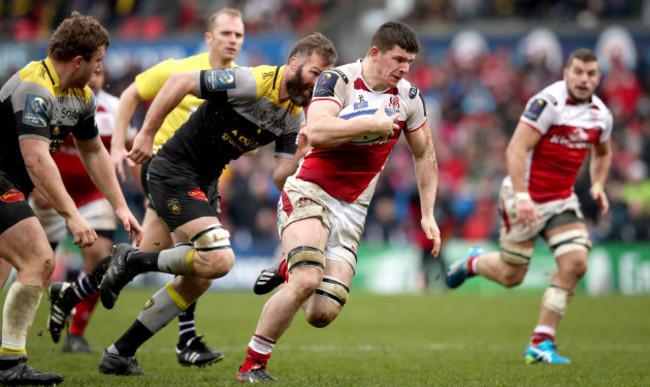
[339,104,397,145]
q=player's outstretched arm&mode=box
[112,82,141,182]
[589,139,612,216]
[20,138,97,247]
[405,122,441,257]
[127,71,197,164]
[76,136,143,246]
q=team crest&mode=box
[0,189,25,202]
[188,188,208,201]
[298,196,313,208]
[167,198,181,215]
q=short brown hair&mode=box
[46,12,109,62]
[566,48,598,68]
[370,21,419,54]
[287,32,337,66]
[207,8,243,32]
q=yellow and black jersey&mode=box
[0,57,98,192]
[135,52,237,154]
[157,65,302,181]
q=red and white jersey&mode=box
[53,90,136,206]
[508,80,613,203]
[297,60,427,205]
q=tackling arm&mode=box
[306,100,398,148]
[404,123,441,257]
[272,129,310,190]
[20,138,97,247]
[127,71,197,164]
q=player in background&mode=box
[445,48,612,364]
[47,8,244,368]
[236,21,441,382]
[96,33,336,376]
[0,12,142,385]
[33,68,136,353]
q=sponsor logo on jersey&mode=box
[0,189,25,202]
[262,71,275,79]
[313,71,338,98]
[23,93,48,127]
[188,188,208,201]
[524,98,547,121]
[409,84,418,99]
[549,127,592,149]
[167,198,181,215]
[205,69,237,91]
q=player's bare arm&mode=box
[589,139,612,216]
[405,122,441,257]
[75,136,143,245]
[20,138,97,247]
[272,129,310,190]
[111,82,141,181]
[306,100,398,148]
[128,70,197,164]
[506,121,543,228]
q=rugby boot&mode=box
[176,335,224,367]
[47,282,76,344]
[100,243,138,309]
[524,339,571,364]
[62,333,94,353]
[237,365,279,383]
[98,350,146,375]
[0,356,63,385]
[445,247,484,289]
[253,259,286,295]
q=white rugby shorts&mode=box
[29,197,116,243]
[498,183,584,244]
[278,176,368,271]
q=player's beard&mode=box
[286,64,312,107]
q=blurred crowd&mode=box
[1,0,649,253]
[1,0,646,41]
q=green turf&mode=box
[7,289,650,386]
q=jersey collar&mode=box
[42,57,61,90]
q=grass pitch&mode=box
[11,288,650,386]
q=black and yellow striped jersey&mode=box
[0,57,98,192]
[135,52,237,154]
[157,65,302,181]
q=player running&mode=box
[46,8,244,367]
[96,32,337,376]
[445,48,612,364]
[237,21,441,382]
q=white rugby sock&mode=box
[1,282,43,356]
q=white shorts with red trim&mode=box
[498,183,584,244]
[277,176,367,271]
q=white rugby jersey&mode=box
[296,60,427,205]
[507,80,613,203]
